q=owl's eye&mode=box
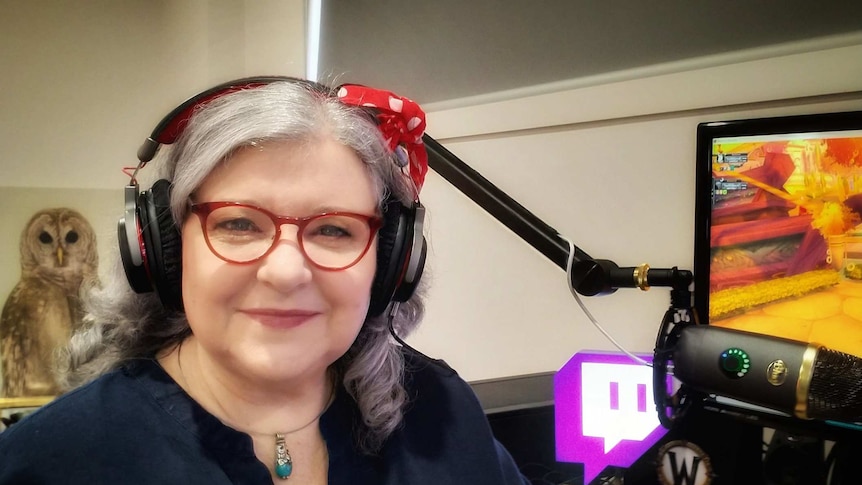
[39,231,53,244]
[65,231,79,244]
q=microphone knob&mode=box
[719,347,751,379]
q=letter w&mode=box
[667,451,701,485]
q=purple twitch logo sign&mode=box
[555,351,673,484]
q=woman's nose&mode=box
[256,230,313,290]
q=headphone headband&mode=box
[119,76,427,315]
[138,76,311,165]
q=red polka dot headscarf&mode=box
[336,84,429,197]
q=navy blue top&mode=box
[0,350,528,484]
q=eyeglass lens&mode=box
[201,205,375,269]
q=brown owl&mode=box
[0,208,99,398]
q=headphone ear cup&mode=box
[392,236,426,304]
[368,199,426,317]
[138,179,184,310]
[368,199,410,317]
[118,191,152,294]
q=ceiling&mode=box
[319,0,862,105]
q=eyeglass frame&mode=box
[189,201,384,271]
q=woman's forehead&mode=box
[194,138,379,213]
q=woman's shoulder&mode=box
[385,347,529,485]
[401,346,474,396]
[0,359,193,483]
[399,345,488,424]
[0,359,262,484]
[0,359,159,450]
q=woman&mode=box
[0,78,528,485]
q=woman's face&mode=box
[181,138,379,385]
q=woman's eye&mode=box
[215,218,260,232]
[314,224,351,238]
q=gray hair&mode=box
[59,80,426,453]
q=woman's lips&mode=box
[240,309,320,329]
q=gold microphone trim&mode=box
[794,344,819,419]
[634,263,650,291]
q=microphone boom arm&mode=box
[424,134,691,294]
[424,135,592,269]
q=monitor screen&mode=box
[694,110,862,359]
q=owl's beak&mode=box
[56,246,64,266]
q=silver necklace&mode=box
[270,398,332,480]
[174,343,333,480]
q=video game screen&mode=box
[694,111,862,358]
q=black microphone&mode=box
[672,324,862,423]
[569,259,691,296]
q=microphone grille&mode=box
[808,347,862,423]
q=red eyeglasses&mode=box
[190,202,383,270]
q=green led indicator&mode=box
[720,348,751,378]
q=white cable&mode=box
[559,234,651,367]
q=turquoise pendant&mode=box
[275,434,293,479]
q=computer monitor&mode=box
[692,109,862,433]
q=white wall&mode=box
[412,35,862,381]
[0,0,306,191]
[2,2,861,384]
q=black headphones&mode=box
[118,77,426,317]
